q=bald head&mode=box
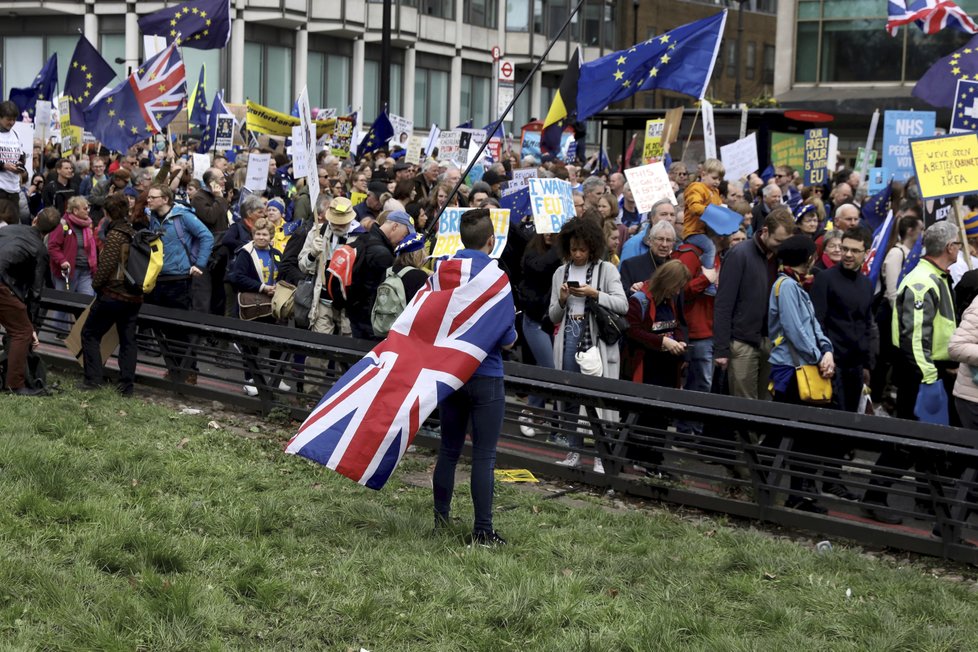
[834,203,860,231]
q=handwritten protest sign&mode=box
[803,128,829,186]
[528,178,574,234]
[245,153,271,193]
[884,110,936,183]
[438,130,461,160]
[405,135,424,165]
[702,99,716,160]
[192,153,210,182]
[910,132,978,201]
[433,207,510,258]
[512,168,538,187]
[643,119,664,164]
[623,162,677,214]
[720,133,758,183]
[770,132,804,169]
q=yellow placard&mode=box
[245,100,336,139]
[494,469,539,483]
[643,119,664,164]
[350,191,367,207]
[910,133,978,200]
[431,207,509,259]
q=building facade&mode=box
[0,0,620,133]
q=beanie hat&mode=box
[266,198,286,215]
[964,211,978,237]
[776,234,817,267]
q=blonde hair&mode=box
[252,217,272,234]
[66,195,89,214]
[702,158,725,178]
[395,249,426,269]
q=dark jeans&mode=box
[0,283,33,390]
[433,375,505,534]
[832,364,865,413]
[145,278,198,376]
[81,296,141,393]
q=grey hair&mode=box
[582,176,606,194]
[648,220,676,241]
[240,194,266,218]
[650,198,675,215]
[923,220,959,257]
[315,192,332,216]
[822,229,844,246]
[422,159,439,172]
[834,203,858,220]
[762,184,782,198]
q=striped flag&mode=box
[286,254,516,489]
[887,0,978,36]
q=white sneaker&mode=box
[593,458,605,475]
[556,452,581,468]
[243,384,258,397]
[518,410,537,437]
[278,380,292,392]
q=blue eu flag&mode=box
[188,66,209,130]
[138,0,232,50]
[9,54,58,117]
[576,11,727,122]
[64,37,116,128]
[200,89,232,152]
[357,111,395,161]
[913,33,978,109]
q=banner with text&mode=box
[803,128,830,186]
[623,162,677,214]
[528,178,575,234]
[432,207,510,258]
[910,132,978,201]
[883,110,936,183]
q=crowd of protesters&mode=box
[3,95,978,522]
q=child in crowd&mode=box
[682,158,724,295]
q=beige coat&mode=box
[949,301,978,404]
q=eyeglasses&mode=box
[146,194,162,199]
[841,247,865,255]
[950,241,963,247]
[651,237,675,244]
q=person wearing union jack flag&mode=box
[432,208,517,547]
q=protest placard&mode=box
[297,87,319,210]
[770,132,804,169]
[884,110,936,182]
[214,114,235,151]
[462,129,487,167]
[425,124,441,157]
[350,192,367,207]
[623,162,677,214]
[528,178,574,234]
[389,114,413,148]
[856,147,877,172]
[316,108,337,120]
[291,125,308,177]
[438,130,461,160]
[827,133,838,174]
[719,133,758,182]
[803,128,829,186]
[867,167,889,195]
[10,123,34,180]
[433,207,510,258]
[702,99,716,160]
[512,168,538,187]
[35,100,51,143]
[910,132,978,200]
[405,135,424,165]
[192,153,210,182]
[643,119,664,164]
[330,115,354,158]
[662,106,684,151]
[245,153,271,193]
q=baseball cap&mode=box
[386,210,416,234]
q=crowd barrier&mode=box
[36,289,978,564]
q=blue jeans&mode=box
[522,315,555,410]
[561,320,585,448]
[685,233,717,270]
[676,337,713,435]
[52,269,95,332]
[433,375,505,534]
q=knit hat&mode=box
[266,198,286,216]
[776,234,817,267]
[793,203,817,223]
[394,232,426,255]
[964,211,978,237]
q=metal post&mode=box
[631,0,639,109]
[380,0,392,111]
[734,0,747,106]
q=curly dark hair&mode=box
[557,216,606,262]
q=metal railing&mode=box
[35,289,978,564]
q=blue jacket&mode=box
[768,273,832,368]
[227,242,282,293]
[619,223,650,266]
[149,203,214,277]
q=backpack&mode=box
[123,229,164,295]
[371,267,413,337]
[324,240,365,309]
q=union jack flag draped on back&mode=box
[286,254,515,489]
[886,0,978,36]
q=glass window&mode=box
[583,3,601,46]
[603,3,616,49]
[308,52,326,108]
[266,45,292,111]
[326,54,350,110]
[905,27,972,80]
[364,60,380,121]
[390,63,403,116]
[821,0,885,19]
[181,49,223,101]
[763,44,775,84]
[414,69,427,126]
[243,41,263,103]
[461,74,491,128]
[725,41,736,78]
[3,37,42,99]
[512,80,530,129]
[420,0,454,19]
[47,36,77,93]
[465,0,498,28]
[533,0,544,34]
[798,1,821,19]
[100,35,127,81]
[414,68,449,127]
[507,0,529,31]
[794,21,818,83]
[745,42,756,81]
[821,20,901,82]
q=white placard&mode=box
[528,177,574,234]
[245,153,271,193]
[296,87,319,211]
[432,207,510,259]
[720,133,759,183]
[143,36,167,59]
[405,135,424,165]
[512,168,538,187]
[316,108,337,120]
[702,99,716,160]
[389,114,414,148]
[192,153,210,182]
[291,125,308,177]
[438,130,461,161]
[827,133,839,175]
[10,123,33,180]
[425,124,441,157]
[623,162,677,214]
[35,100,52,143]
[462,128,487,167]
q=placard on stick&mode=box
[909,132,978,201]
[432,207,510,258]
[245,153,271,193]
[528,178,574,234]
[623,162,677,213]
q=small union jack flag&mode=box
[286,253,516,489]
[887,0,978,37]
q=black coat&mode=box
[347,223,395,334]
[713,232,778,358]
[518,245,561,322]
[0,225,48,318]
[811,265,874,368]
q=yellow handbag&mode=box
[773,277,833,405]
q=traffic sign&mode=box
[499,60,514,83]
[491,46,501,61]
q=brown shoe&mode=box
[184,373,198,386]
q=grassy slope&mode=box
[0,381,977,651]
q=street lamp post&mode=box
[734,0,748,107]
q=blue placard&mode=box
[803,128,829,186]
[867,166,889,195]
[882,110,936,183]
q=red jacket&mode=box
[622,289,685,384]
[673,243,717,340]
[47,218,98,278]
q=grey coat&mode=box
[548,260,628,380]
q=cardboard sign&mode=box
[643,119,664,164]
[389,114,413,148]
[803,128,830,186]
[624,162,677,214]
[662,106,684,151]
[192,153,210,182]
[719,133,758,183]
[438,130,461,160]
[405,135,424,165]
[214,114,235,151]
[910,132,978,200]
[701,99,716,160]
[330,115,354,158]
[528,178,574,234]
[883,110,936,183]
[65,302,118,367]
[432,207,510,258]
[770,132,805,169]
[245,153,271,193]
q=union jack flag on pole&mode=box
[886,0,978,37]
[286,254,516,489]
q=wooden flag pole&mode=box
[953,196,973,271]
[681,104,702,162]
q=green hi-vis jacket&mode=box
[892,258,956,384]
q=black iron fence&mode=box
[35,289,978,564]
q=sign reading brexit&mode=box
[909,132,978,201]
[883,110,936,183]
[528,178,574,234]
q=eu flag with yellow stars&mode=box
[138,0,232,51]
[9,54,58,117]
[188,66,209,130]
[576,11,727,122]
[913,33,978,108]
[357,111,395,161]
[951,79,978,132]
[64,36,116,128]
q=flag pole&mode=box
[681,104,701,161]
[425,0,589,238]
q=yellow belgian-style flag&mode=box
[542,47,580,155]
